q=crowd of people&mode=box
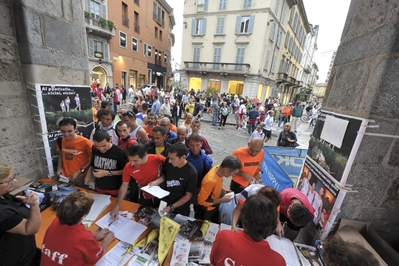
[1,85,374,266]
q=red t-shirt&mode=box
[210,230,285,266]
[280,188,315,219]
[122,154,166,198]
[118,136,137,153]
[113,91,119,103]
[41,218,104,266]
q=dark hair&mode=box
[241,195,277,241]
[289,203,311,227]
[128,143,147,158]
[147,111,156,117]
[152,126,167,136]
[123,110,136,118]
[142,103,149,111]
[220,155,242,172]
[168,142,188,158]
[57,191,94,225]
[257,186,282,207]
[100,101,108,108]
[100,109,116,120]
[115,121,129,138]
[187,133,202,143]
[93,129,110,143]
[59,118,77,129]
[323,234,379,266]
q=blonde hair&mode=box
[0,164,13,180]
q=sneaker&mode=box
[238,128,243,131]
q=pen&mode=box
[108,219,116,226]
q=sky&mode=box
[166,0,352,82]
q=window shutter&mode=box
[248,15,255,34]
[204,0,209,12]
[101,4,106,19]
[201,18,207,35]
[191,18,196,35]
[144,43,147,56]
[264,50,270,70]
[86,0,90,11]
[104,42,109,60]
[88,39,94,57]
[235,16,241,34]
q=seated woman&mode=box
[41,191,115,265]
[277,122,298,147]
[0,163,41,265]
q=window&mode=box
[275,0,280,15]
[235,47,245,70]
[164,53,168,63]
[197,0,209,12]
[155,27,158,39]
[235,15,254,34]
[219,0,227,10]
[264,50,271,70]
[243,0,252,9]
[132,37,138,52]
[119,31,127,48]
[271,56,277,73]
[160,30,163,41]
[153,2,165,26]
[143,43,147,56]
[147,45,152,57]
[134,12,140,33]
[213,47,222,69]
[134,0,139,6]
[269,23,276,41]
[88,0,106,20]
[122,2,129,27]
[193,47,201,68]
[121,71,127,88]
[191,18,207,36]
[276,30,284,48]
[155,49,159,64]
[215,17,225,35]
[88,39,109,60]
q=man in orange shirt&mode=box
[197,156,242,222]
[230,137,264,194]
[56,118,92,187]
[278,104,291,128]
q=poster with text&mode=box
[35,84,93,176]
[307,111,365,184]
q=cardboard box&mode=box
[338,219,399,266]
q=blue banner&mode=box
[261,149,293,191]
[264,147,307,178]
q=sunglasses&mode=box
[123,111,135,117]
[0,173,16,185]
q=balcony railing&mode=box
[122,16,129,27]
[183,61,250,74]
[134,23,140,34]
[85,15,115,39]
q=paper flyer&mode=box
[158,216,180,264]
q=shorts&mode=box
[263,128,271,139]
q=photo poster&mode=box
[297,157,341,237]
[307,110,366,185]
[34,84,94,176]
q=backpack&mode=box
[56,137,63,150]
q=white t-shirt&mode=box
[235,184,264,204]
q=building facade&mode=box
[84,0,115,87]
[180,0,317,104]
[108,0,175,89]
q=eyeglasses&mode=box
[0,173,16,185]
[160,124,169,127]
[123,111,135,117]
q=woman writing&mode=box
[41,191,115,265]
[277,122,298,147]
[0,163,41,265]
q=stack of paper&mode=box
[82,194,111,228]
[266,235,301,266]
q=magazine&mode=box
[134,206,162,229]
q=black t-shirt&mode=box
[193,103,203,117]
[91,145,129,190]
[0,194,37,265]
[162,161,197,216]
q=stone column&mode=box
[323,0,399,235]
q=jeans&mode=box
[173,116,179,126]
[247,122,255,134]
[219,115,228,127]
[212,111,218,125]
[278,115,288,128]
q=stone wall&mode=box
[0,0,89,179]
[323,0,399,235]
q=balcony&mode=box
[183,61,250,75]
[85,13,115,39]
[122,16,129,27]
[134,23,140,34]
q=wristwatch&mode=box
[80,168,86,173]
[108,170,112,176]
[169,205,175,212]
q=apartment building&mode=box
[84,0,115,87]
[108,0,175,89]
[180,0,317,104]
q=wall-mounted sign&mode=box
[94,51,103,59]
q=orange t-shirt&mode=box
[169,123,177,133]
[232,147,264,188]
[57,135,92,177]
